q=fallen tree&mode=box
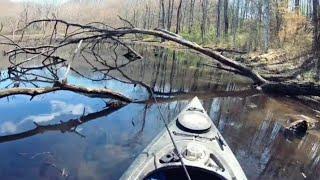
[260,82,320,96]
[1,18,319,99]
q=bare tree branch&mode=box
[0,82,132,102]
[2,18,320,97]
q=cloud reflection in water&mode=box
[0,100,93,134]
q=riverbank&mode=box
[128,39,320,114]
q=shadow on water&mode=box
[0,45,319,180]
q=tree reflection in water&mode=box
[0,44,319,179]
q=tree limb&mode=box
[0,82,132,103]
[3,19,320,98]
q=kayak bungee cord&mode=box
[149,89,192,180]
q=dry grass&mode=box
[277,8,313,56]
[0,1,22,17]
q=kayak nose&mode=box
[177,97,211,133]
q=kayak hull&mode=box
[120,97,247,180]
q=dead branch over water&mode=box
[0,18,320,104]
[0,82,132,102]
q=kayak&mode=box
[120,97,247,180]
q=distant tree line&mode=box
[1,0,318,54]
[124,0,319,53]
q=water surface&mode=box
[0,46,319,180]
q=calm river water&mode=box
[0,45,319,180]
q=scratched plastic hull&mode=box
[120,97,247,180]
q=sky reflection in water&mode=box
[0,47,319,180]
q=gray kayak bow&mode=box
[120,97,247,180]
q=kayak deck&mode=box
[120,97,247,180]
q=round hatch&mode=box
[177,109,211,133]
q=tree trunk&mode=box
[160,0,165,29]
[216,0,222,39]
[232,0,240,45]
[295,0,300,12]
[263,0,270,52]
[167,0,175,30]
[223,0,229,37]
[200,0,209,42]
[176,0,183,34]
[313,0,320,79]
[274,0,281,46]
[143,4,148,29]
[188,0,195,33]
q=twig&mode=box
[62,40,83,81]
[118,16,135,28]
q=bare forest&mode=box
[0,0,320,179]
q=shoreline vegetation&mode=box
[0,0,318,78]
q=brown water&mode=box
[0,45,319,180]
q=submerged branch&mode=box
[136,89,260,104]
